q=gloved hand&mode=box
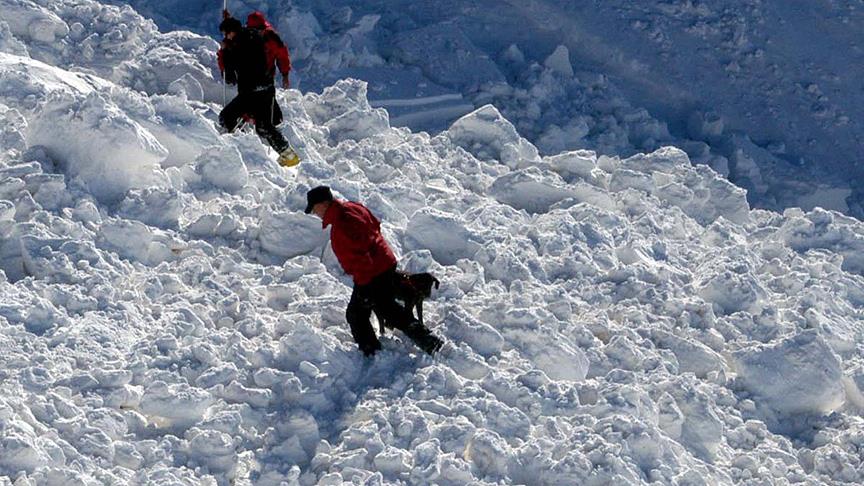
[281,77,290,89]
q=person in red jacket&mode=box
[246,11,291,89]
[305,186,443,357]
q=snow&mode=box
[109,0,864,220]
[1,0,864,485]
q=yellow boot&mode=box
[278,147,300,167]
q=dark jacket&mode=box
[322,200,397,286]
[217,26,273,93]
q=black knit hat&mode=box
[305,186,333,214]
[219,17,242,34]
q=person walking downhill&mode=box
[217,10,299,167]
[305,186,444,357]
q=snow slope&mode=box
[2,1,864,485]
[100,0,864,219]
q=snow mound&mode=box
[31,91,168,203]
[735,331,845,418]
[447,104,541,169]
[490,167,580,214]
[0,0,222,103]
[1,53,171,203]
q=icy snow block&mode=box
[619,146,691,174]
[0,21,29,56]
[392,22,505,90]
[97,219,176,266]
[259,209,327,259]
[167,73,204,101]
[465,430,510,477]
[544,150,598,180]
[536,119,591,154]
[28,91,168,203]
[186,429,237,472]
[696,267,765,316]
[306,78,374,122]
[0,200,14,221]
[122,45,211,99]
[447,104,541,169]
[0,2,68,43]
[139,381,215,428]
[544,45,574,77]
[304,79,390,142]
[195,145,248,192]
[520,332,589,382]
[651,330,725,379]
[325,105,390,143]
[0,433,56,474]
[118,187,181,229]
[691,166,751,225]
[442,307,504,358]
[735,330,845,416]
[490,167,579,214]
[405,208,481,266]
[0,105,27,152]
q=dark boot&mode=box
[399,320,443,356]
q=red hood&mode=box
[247,11,273,30]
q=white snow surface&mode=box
[1,1,864,485]
[92,0,864,219]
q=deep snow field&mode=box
[2,1,864,485]
[107,0,864,219]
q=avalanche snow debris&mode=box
[0,3,863,484]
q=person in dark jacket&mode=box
[305,186,443,357]
[218,11,298,167]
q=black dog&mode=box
[378,271,440,335]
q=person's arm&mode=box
[275,43,290,88]
[218,10,239,84]
[265,33,291,88]
[218,46,237,85]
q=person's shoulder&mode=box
[263,29,285,46]
[338,201,373,222]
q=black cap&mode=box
[219,17,243,34]
[305,186,333,214]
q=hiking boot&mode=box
[361,340,382,358]
[278,147,300,167]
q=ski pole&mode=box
[221,0,228,106]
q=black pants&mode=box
[219,87,290,153]
[346,267,443,356]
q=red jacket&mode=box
[246,12,291,80]
[323,200,397,286]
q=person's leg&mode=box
[377,300,442,355]
[218,94,249,132]
[271,94,284,126]
[250,89,290,153]
[346,286,382,357]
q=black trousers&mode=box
[219,87,290,153]
[346,267,442,356]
